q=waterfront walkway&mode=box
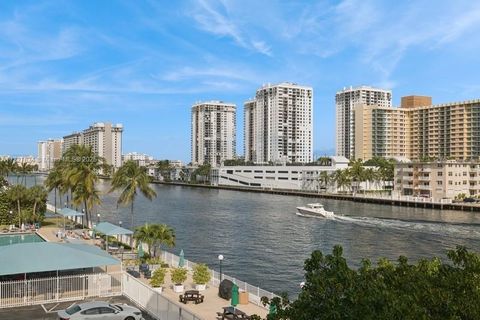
[136,271,268,319]
[37,225,269,320]
[157,181,480,212]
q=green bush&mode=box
[170,267,187,285]
[254,245,480,320]
[150,267,167,288]
[192,263,211,285]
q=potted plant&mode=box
[150,267,167,293]
[171,267,187,293]
[192,263,211,291]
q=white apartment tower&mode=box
[63,122,123,168]
[37,139,63,171]
[191,101,236,166]
[336,86,392,159]
[244,82,313,164]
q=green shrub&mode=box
[150,268,167,288]
[170,267,187,285]
[192,263,211,285]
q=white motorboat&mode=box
[296,203,335,218]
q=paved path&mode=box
[135,269,268,319]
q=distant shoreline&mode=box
[152,181,480,213]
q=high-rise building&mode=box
[62,132,82,153]
[244,82,313,164]
[336,86,392,159]
[354,105,407,160]
[191,101,236,166]
[62,122,123,168]
[243,100,255,163]
[354,96,480,161]
[37,139,63,171]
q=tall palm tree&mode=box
[29,185,48,219]
[8,184,27,226]
[45,165,64,213]
[18,162,32,186]
[62,145,103,226]
[110,160,157,228]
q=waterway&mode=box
[22,175,480,296]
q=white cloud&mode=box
[189,0,273,56]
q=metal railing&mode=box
[0,272,122,309]
[122,273,201,320]
[159,251,277,307]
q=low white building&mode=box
[394,160,480,200]
[122,152,154,167]
[211,156,349,190]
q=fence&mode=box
[0,272,122,309]
[122,273,201,320]
[159,251,277,307]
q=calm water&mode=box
[0,233,45,246]
[28,175,480,296]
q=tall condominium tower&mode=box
[244,82,313,164]
[62,122,123,168]
[191,101,236,166]
[37,139,63,171]
[336,86,392,159]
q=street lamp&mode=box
[218,254,224,282]
[97,213,100,223]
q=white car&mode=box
[57,301,144,320]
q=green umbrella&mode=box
[178,249,185,267]
[137,242,144,259]
[268,302,277,317]
[231,284,239,307]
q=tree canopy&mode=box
[255,245,480,320]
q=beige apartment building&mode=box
[395,161,480,200]
[354,96,480,161]
[63,122,123,168]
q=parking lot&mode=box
[0,296,155,320]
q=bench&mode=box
[179,290,204,304]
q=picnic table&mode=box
[179,290,204,304]
[218,306,251,319]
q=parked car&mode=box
[58,301,143,320]
[463,197,477,203]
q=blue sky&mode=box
[1,0,480,162]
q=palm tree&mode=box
[333,169,351,193]
[156,160,173,181]
[62,145,103,226]
[18,162,32,186]
[110,160,157,228]
[317,156,331,166]
[45,165,64,213]
[317,171,331,193]
[133,223,176,257]
[8,184,27,226]
[349,159,365,195]
[29,185,48,219]
[363,168,376,191]
[133,223,157,257]
[151,224,175,257]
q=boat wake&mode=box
[296,211,480,239]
